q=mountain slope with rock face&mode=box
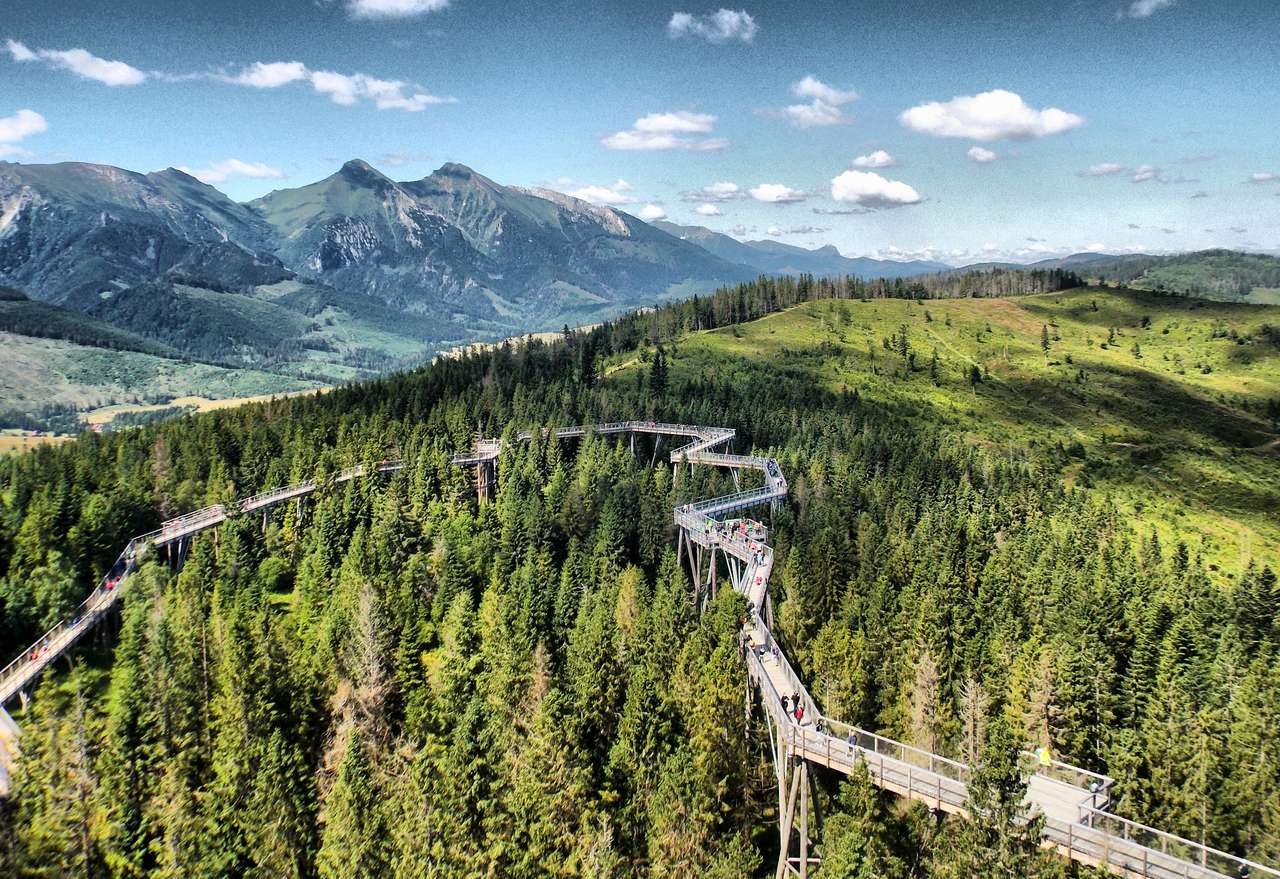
[0,161,286,311]
[249,160,754,326]
[0,158,754,340]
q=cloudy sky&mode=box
[2,0,1278,264]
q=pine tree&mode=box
[317,729,387,879]
[649,346,668,399]
[929,718,1064,879]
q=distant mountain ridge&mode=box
[652,220,949,279]
[0,159,754,342]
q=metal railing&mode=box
[680,429,1271,879]
[0,531,158,701]
[1,458,407,709]
[1070,809,1279,879]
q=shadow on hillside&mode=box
[997,359,1273,450]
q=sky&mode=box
[1,0,1278,265]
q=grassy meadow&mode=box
[608,287,1280,570]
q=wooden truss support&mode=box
[774,755,822,878]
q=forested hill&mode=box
[0,275,1277,877]
[1070,250,1280,303]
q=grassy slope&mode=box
[1082,250,1280,302]
[0,297,181,357]
[0,331,322,413]
[610,287,1280,569]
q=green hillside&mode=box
[606,287,1280,567]
[0,279,462,431]
[0,332,322,428]
[91,278,458,373]
[0,292,181,358]
[1081,250,1280,303]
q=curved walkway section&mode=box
[456,422,1272,879]
[0,421,1270,879]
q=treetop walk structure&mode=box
[459,422,1271,879]
[0,459,403,795]
[0,420,1272,879]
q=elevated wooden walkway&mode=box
[458,422,1271,879]
[0,421,1271,879]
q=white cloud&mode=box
[730,224,748,236]
[612,178,634,191]
[829,169,922,209]
[792,75,857,106]
[681,181,744,202]
[564,183,638,205]
[230,61,309,88]
[769,225,828,236]
[695,203,722,216]
[852,150,896,168]
[6,40,146,86]
[1124,0,1174,18]
[899,89,1084,141]
[346,0,449,18]
[774,75,857,129]
[667,9,758,43]
[224,61,454,112]
[749,183,806,203]
[0,108,48,147]
[602,111,726,151]
[967,146,998,163]
[1079,162,1128,176]
[4,40,35,62]
[781,101,847,129]
[601,130,727,151]
[1130,164,1161,183]
[176,159,285,185]
[637,203,666,221]
[633,111,716,134]
[379,150,433,167]
[1247,171,1278,183]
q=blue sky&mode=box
[1,0,1278,264]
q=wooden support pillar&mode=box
[692,543,703,607]
[800,762,810,879]
[776,762,803,879]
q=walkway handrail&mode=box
[0,529,159,696]
[0,460,405,709]
[1077,808,1280,879]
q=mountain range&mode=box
[4,156,1277,429]
[0,159,760,339]
[652,220,949,278]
